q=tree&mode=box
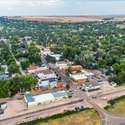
[28,45,41,64]
[112,59,125,84]
[8,62,20,74]
[21,60,30,70]
[10,75,38,95]
[0,80,10,98]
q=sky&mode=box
[0,0,125,16]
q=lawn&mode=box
[19,109,100,125]
[105,96,125,115]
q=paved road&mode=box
[0,99,83,125]
[1,57,125,125]
[50,63,125,125]
[97,87,125,98]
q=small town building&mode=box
[0,72,9,79]
[37,78,57,88]
[36,69,57,80]
[70,73,88,84]
[52,90,68,100]
[56,63,83,72]
[24,90,68,108]
[24,93,55,108]
[56,61,69,71]
[56,82,65,88]
[69,65,83,72]
[81,70,95,77]
[81,83,100,91]
[0,64,9,79]
[36,68,58,88]
[26,65,48,74]
[49,54,62,61]
[37,79,50,88]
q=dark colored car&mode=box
[0,109,4,114]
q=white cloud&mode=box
[0,0,63,13]
[0,0,63,6]
[0,0,125,16]
[26,0,63,7]
[0,0,20,5]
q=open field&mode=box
[19,109,100,125]
[105,96,125,115]
[5,16,125,22]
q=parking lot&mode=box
[0,99,26,119]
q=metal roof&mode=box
[24,94,34,103]
[52,90,67,98]
[33,93,55,103]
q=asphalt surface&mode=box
[0,99,83,125]
[50,63,125,125]
[1,59,125,125]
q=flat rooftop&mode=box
[70,73,87,80]
[33,93,55,103]
[24,90,67,103]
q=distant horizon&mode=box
[3,14,125,17]
[0,0,125,16]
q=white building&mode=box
[37,71,57,80]
[81,83,100,91]
[24,90,68,108]
[37,78,57,88]
[49,54,62,61]
[81,70,95,77]
[24,93,55,108]
[56,62,69,70]
[36,69,57,88]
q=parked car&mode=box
[0,109,4,114]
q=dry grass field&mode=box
[21,16,103,22]
[37,109,100,125]
[6,16,125,23]
[106,100,125,115]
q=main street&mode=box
[0,99,83,125]
[49,62,125,125]
[1,56,125,125]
